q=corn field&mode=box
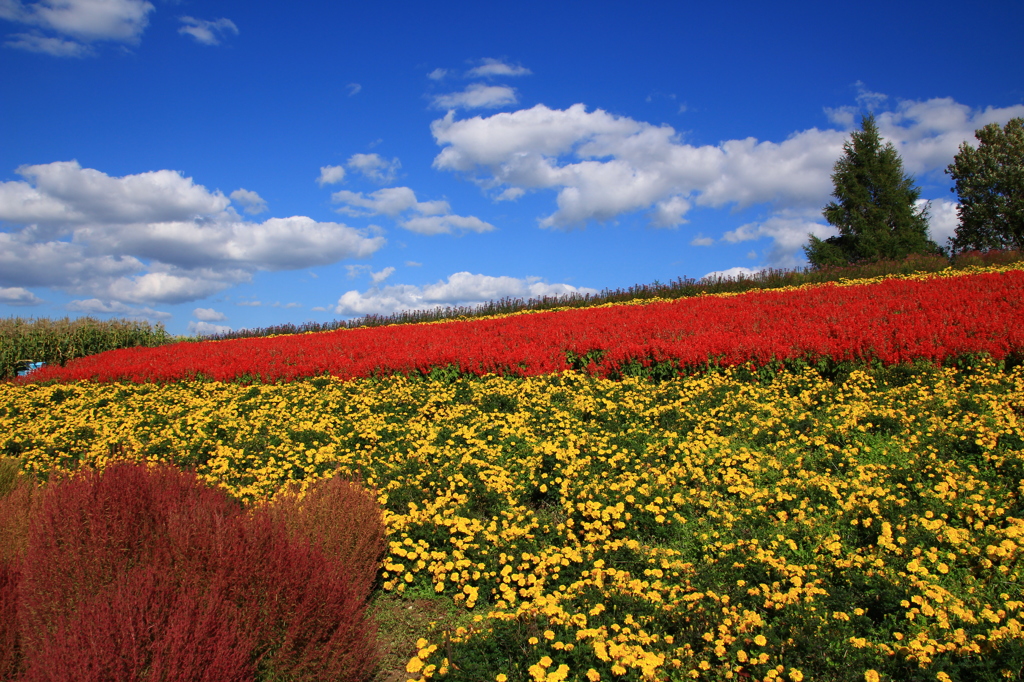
[0,317,174,380]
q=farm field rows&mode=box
[2,356,1023,681]
[15,264,1024,385]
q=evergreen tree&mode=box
[946,117,1024,253]
[805,114,940,267]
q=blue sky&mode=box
[1,0,1022,336]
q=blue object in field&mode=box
[16,362,45,377]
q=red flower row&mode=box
[17,271,1024,384]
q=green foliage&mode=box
[0,316,174,379]
[947,117,1024,253]
[807,114,941,267]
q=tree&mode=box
[805,114,940,267]
[946,117,1024,254]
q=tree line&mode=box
[805,115,1024,267]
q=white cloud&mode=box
[237,300,261,307]
[66,298,171,320]
[854,80,888,112]
[345,264,370,279]
[230,188,267,215]
[4,160,231,234]
[649,195,691,228]
[193,307,227,321]
[427,68,447,80]
[466,58,531,78]
[923,198,959,246]
[370,266,394,284]
[347,83,361,96]
[1,0,154,49]
[3,31,89,55]
[317,165,346,186]
[701,266,768,281]
[331,186,494,235]
[188,320,231,336]
[332,186,437,217]
[721,215,838,268]
[334,271,598,317]
[0,286,44,306]
[405,260,422,267]
[432,83,517,110]
[346,153,400,183]
[0,160,386,305]
[496,187,525,201]
[400,214,494,235]
[431,96,1024,260]
[689,234,714,247]
[178,16,238,46]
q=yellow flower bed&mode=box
[2,361,1022,681]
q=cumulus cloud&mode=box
[67,298,171,320]
[721,215,839,268]
[923,198,959,246]
[0,286,44,306]
[331,186,494,235]
[400,214,494,235]
[178,16,237,46]
[188,320,231,336]
[431,96,1024,263]
[466,58,531,78]
[1,0,154,54]
[701,266,768,281]
[370,266,394,284]
[346,153,400,184]
[333,187,441,217]
[230,188,267,215]
[334,272,598,317]
[432,83,517,110]
[0,160,386,305]
[193,307,227,321]
[317,165,346,186]
[690,234,714,247]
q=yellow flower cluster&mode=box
[1,359,1022,681]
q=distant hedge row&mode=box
[0,317,174,380]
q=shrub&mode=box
[265,475,387,600]
[0,561,21,681]
[219,509,379,681]
[20,563,252,682]
[11,462,382,682]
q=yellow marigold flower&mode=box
[864,671,881,682]
[789,669,805,681]
[406,657,424,674]
[497,675,508,682]
[544,630,555,640]
[754,635,767,647]
[586,670,601,682]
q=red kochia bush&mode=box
[265,476,387,602]
[17,268,1024,384]
[8,462,382,682]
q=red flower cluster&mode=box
[18,270,1024,384]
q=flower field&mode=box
[2,265,1024,682]
[14,265,1024,385]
